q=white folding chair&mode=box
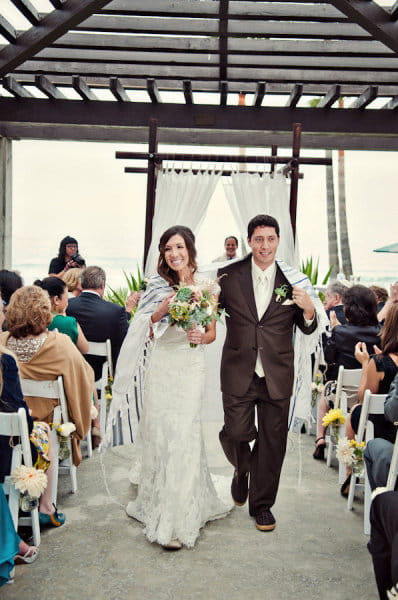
[20,376,78,499]
[307,345,323,436]
[326,366,362,483]
[87,340,113,439]
[346,389,386,535]
[0,408,41,546]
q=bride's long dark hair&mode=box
[157,226,197,287]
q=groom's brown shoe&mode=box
[231,471,249,506]
[255,508,276,532]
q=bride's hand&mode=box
[187,327,204,345]
[151,293,175,323]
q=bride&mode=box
[108,225,232,550]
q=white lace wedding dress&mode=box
[125,323,232,548]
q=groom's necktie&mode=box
[254,272,273,377]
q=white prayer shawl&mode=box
[275,259,329,431]
[101,260,328,450]
[100,275,172,451]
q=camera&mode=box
[71,252,86,267]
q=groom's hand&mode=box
[292,286,315,320]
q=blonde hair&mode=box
[62,267,84,293]
[6,286,52,338]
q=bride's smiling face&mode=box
[164,234,190,274]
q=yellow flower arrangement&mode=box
[322,408,346,428]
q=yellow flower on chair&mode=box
[322,408,346,428]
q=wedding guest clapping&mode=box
[313,285,381,462]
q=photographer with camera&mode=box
[48,236,86,277]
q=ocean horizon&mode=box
[13,256,397,295]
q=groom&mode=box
[217,214,317,531]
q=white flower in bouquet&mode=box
[57,422,76,437]
[336,436,355,465]
[10,465,47,497]
[91,405,98,420]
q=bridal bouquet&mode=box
[168,280,222,347]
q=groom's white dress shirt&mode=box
[252,259,276,378]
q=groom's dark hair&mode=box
[247,215,280,239]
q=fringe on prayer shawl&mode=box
[99,275,173,452]
[275,259,329,433]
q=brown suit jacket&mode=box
[218,255,317,399]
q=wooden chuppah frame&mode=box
[115,119,332,270]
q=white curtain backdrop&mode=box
[144,167,222,276]
[223,171,298,266]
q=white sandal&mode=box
[14,546,39,564]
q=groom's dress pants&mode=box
[219,373,290,516]
[368,491,398,600]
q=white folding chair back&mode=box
[307,345,323,436]
[87,340,113,438]
[0,408,41,546]
[326,366,362,483]
[387,427,398,491]
[20,376,78,498]
[346,389,386,535]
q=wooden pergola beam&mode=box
[349,85,378,108]
[252,81,266,107]
[0,16,17,44]
[72,75,98,100]
[147,78,161,104]
[2,75,34,97]
[286,84,303,108]
[220,81,228,106]
[329,0,398,53]
[0,0,114,78]
[35,74,66,99]
[109,77,130,101]
[183,80,193,105]
[318,84,341,109]
[10,0,41,26]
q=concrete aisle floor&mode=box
[3,425,378,600]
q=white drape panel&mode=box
[145,167,221,276]
[223,171,298,266]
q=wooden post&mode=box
[289,123,302,241]
[0,137,12,269]
[270,144,277,174]
[143,118,158,271]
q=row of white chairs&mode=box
[0,338,114,562]
[314,363,398,535]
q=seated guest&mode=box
[323,281,349,326]
[364,371,398,491]
[346,303,398,451]
[370,285,389,314]
[66,266,138,381]
[0,300,64,526]
[0,286,94,467]
[0,270,23,331]
[313,285,381,460]
[48,236,86,277]
[368,490,398,600]
[377,281,398,324]
[34,277,88,354]
[62,267,84,298]
[0,485,38,587]
[212,235,239,262]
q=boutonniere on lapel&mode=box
[274,284,294,305]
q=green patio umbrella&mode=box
[374,242,398,253]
